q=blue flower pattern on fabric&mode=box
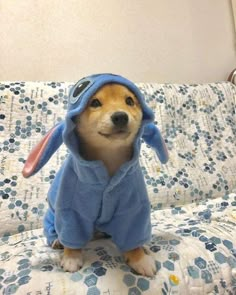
[0,81,236,294]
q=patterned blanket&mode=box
[0,81,236,294]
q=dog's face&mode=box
[75,84,142,148]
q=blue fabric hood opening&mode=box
[63,74,155,163]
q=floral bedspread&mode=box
[0,81,236,294]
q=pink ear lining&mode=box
[22,126,57,178]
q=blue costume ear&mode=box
[142,123,169,164]
[22,122,65,178]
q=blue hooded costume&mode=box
[22,74,168,252]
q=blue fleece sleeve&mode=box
[55,208,94,249]
[103,202,152,252]
[142,123,169,164]
[52,158,95,249]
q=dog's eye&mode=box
[90,98,102,108]
[126,96,135,106]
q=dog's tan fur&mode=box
[75,84,142,176]
[61,84,156,277]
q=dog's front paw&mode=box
[129,253,156,277]
[61,249,83,272]
[124,248,156,277]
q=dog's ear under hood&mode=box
[22,73,168,178]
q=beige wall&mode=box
[0,0,235,83]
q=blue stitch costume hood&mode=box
[22,74,168,251]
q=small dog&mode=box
[61,84,156,276]
[22,74,168,278]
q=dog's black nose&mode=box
[111,112,128,127]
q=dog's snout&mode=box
[111,112,128,127]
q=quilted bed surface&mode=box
[0,81,236,294]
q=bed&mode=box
[0,75,236,294]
